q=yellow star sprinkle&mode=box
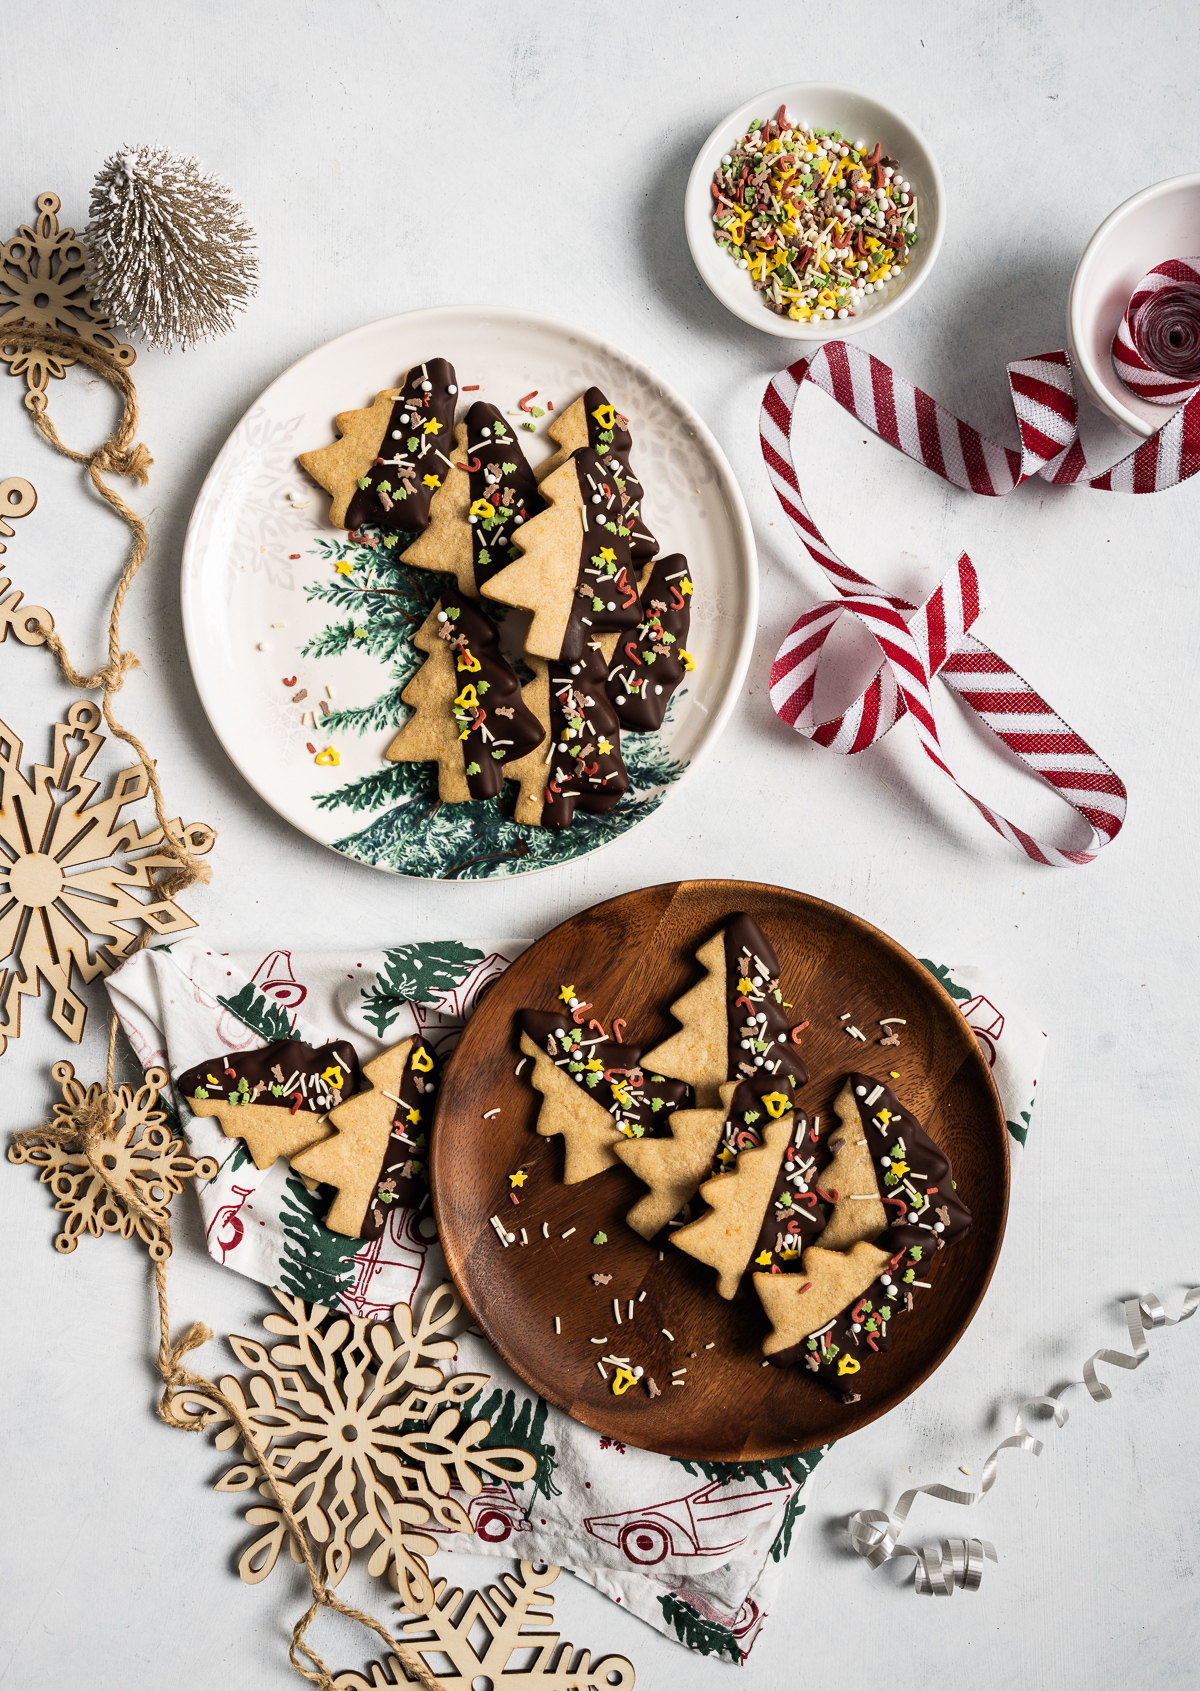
[559,983,575,1005]
[335,559,354,576]
[680,577,693,595]
[877,1106,894,1127]
[422,473,441,489]
[754,1250,773,1268]
[406,1106,420,1125]
[597,737,613,755]
[737,976,753,995]
[509,1169,527,1188]
[598,546,616,564]
[716,1146,735,1164]
[679,649,696,671]
[423,418,442,435]
[780,1247,799,1261]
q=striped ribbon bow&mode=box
[761,340,1200,865]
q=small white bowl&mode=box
[1067,174,1200,439]
[684,81,945,340]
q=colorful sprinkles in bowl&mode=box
[710,103,919,322]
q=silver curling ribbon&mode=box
[847,1286,1200,1595]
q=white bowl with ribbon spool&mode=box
[684,82,946,340]
[1068,173,1200,438]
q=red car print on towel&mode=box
[674,1590,766,1651]
[961,993,1004,1067]
[585,1471,795,1566]
[422,1479,531,1545]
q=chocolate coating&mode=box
[542,641,629,828]
[607,553,693,732]
[577,385,660,565]
[344,357,458,534]
[461,402,544,592]
[560,448,643,663]
[438,589,545,799]
[360,1036,440,1242]
[177,1038,362,1114]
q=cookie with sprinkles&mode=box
[543,643,630,827]
[640,914,809,1108]
[402,402,545,597]
[536,386,660,565]
[518,1009,687,1184]
[178,1037,362,1170]
[297,358,459,531]
[606,553,696,731]
[670,1108,797,1299]
[481,447,642,662]
[289,1037,438,1238]
[614,1078,739,1242]
[385,589,545,802]
[753,1076,973,1398]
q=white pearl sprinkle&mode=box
[935,1222,945,1233]
[436,611,448,622]
[391,430,402,440]
[256,641,269,651]
[592,494,602,504]
[447,384,458,394]
[615,695,626,705]
[570,665,581,675]
[481,426,491,436]
[568,997,579,1009]
[420,380,432,391]
[855,1086,867,1097]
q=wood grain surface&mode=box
[432,878,1009,1459]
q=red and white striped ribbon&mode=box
[1112,257,1200,405]
[761,341,1152,866]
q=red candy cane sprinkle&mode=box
[518,391,539,412]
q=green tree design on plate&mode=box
[458,1385,561,1501]
[657,1592,742,1664]
[301,529,688,879]
[277,1171,359,1305]
[360,941,486,1036]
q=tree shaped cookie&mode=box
[641,914,809,1108]
[385,590,545,802]
[177,1037,361,1169]
[402,403,545,596]
[606,553,696,732]
[671,1111,795,1298]
[613,1079,739,1241]
[519,1010,687,1184]
[754,1076,974,1398]
[754,1240,893,1363]
[481,448,642,662]
[536,385,660,564]
[820,1073,973,1255]
[290,1037,438,1238]
[297,358,459,534]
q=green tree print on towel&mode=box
[300,530,687,880]
[920,959,971,1001]
[657,1593,741,1664]
[217,979,294,1042]
[277,1172,358,1305]
[360,941,486,1036]
[459,1385,561,1501]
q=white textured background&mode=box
[2,3,1198,1687]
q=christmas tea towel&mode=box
[106,938,1046,1664]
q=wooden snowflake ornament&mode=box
[8,1059,218,1257]
[0,192,135,410]
[335,1563,635,1691]
[174,1284,538,1611]
[0,699,215,1052]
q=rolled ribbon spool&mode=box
[1111,257,1200,404]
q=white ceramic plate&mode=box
[181,305,757,880]
[684,82,945,341]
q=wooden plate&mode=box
[431,880,1009,1460]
